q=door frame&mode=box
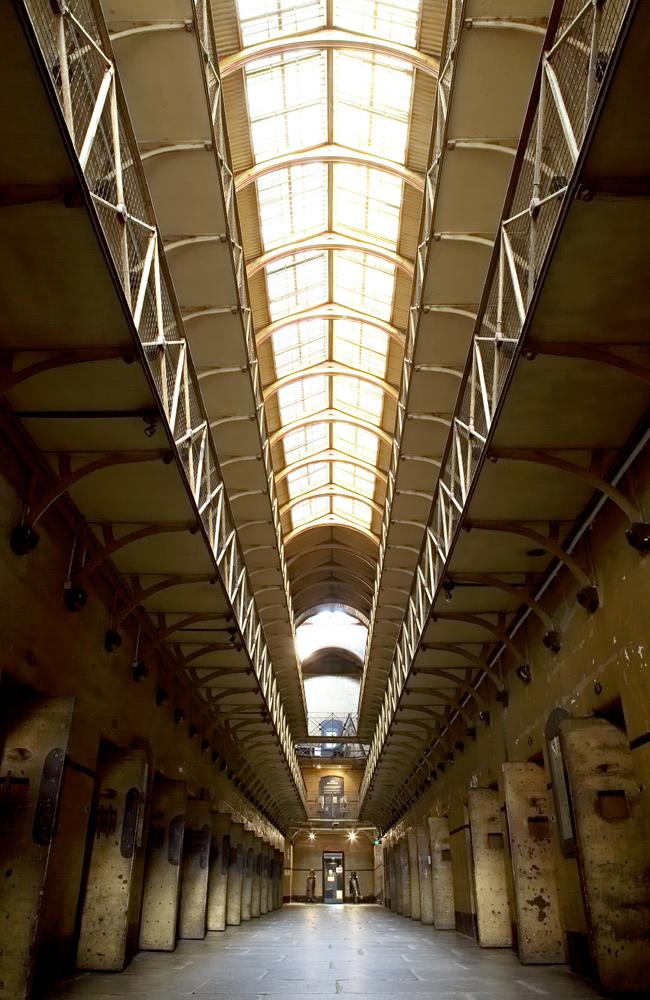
[322,850,345,904]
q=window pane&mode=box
[333,375,383,424]
[333,164,402,250]
[282,422,329,464]
[278,375,328,423]
[237,0,326,47]
[332,495,373,528]
[333,320,388,377]
[247,52,327,162]
[258,163,327,250]
[287,461,330,497]
[333,461,376,497]
[291,495,330,528]
[272,319,328,377]
[333,422,379,465]
[334,251,395,321]
[333,0,420,47]
[334,51,413,162]
[266,251,328,320]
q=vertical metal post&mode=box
[585,1,604,131]
[55,8,75,142]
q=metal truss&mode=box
[22,0,306,810]
[359,0,634,811]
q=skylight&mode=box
[296,608,368,662]
[232,0,424,561]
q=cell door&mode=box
[323,851,344,903]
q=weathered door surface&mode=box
[276,850,284,910]
[226,820,244,925]
[76,747,148,970]
[502,763,565,964]
[407,829,421,920]
[251,835,262,917]
[206,812,230,930]
[382,847,391,909]
[139,777,186,950]
[467,788,512,948]
[260,842,270,914]
[0,697,74,1000]
[560,717,650,993]
[399,838,412,917]
[428,816,455,929]
[272,849,282,909]
[392,845,402,913]
[241,830,254,921]
[416,823,434,924]
[178,799,211,939]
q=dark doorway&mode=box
[323,851,344,903]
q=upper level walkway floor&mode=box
[48,904,603,999]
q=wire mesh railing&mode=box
[21,0,306,810]
[360,0,633,811]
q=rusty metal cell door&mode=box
[206,812,230,930]
[177,799,211,939]
[560,716,650,993]
[502,762,565,964]
[428,816,455,929]
[0,697,75,1000]
[467,788,512,948]
[139,776,186,951]
[76,746,148,970]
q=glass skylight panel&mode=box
[291,495,330,529]
[333,320,388,376]
[272,319,328,378]
[333,376,383,424]
[332,495,373,529]
[266,251,328,320]
[246,52,327,162]
[287,461,329,498]
[333,164,402,250]
[282,422,329,465]
[278,375,328,424]
[333,422,379,465]
[258,163,327,250]
[237,0,326,47]
[333,0,420,47]
[333,51,413,162]
[333,461,376,499]
[334,251,395,321]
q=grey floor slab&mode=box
[48,904,605,999]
